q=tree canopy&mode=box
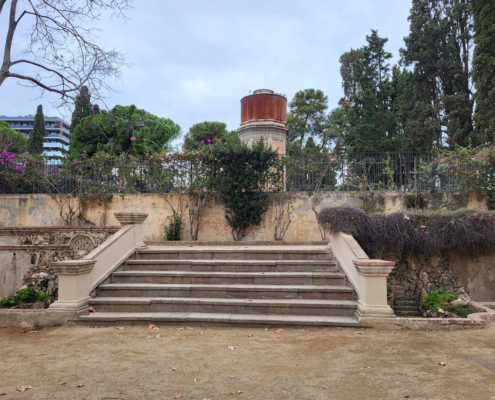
[0,121,28,154]
[70,105,181,157]
[183,121,238,150]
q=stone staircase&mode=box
[75,245,361,327]
[391,284,421,317]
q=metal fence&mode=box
[0,152,490,195]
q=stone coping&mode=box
[146,241,328,246]
[353,260,395,266]
[114,213,148,225]
[51,259,97,275]
[0,308,47,313]
[341,234,369,259]
[397,302,495,330]
[84,224,134,260]
[0,226,120,235]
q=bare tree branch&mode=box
[0,0,132,108]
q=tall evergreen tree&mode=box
[70,86,95,135]
[400,0,475,147]
[27,105,46,155]
[472,0,495,143]
[340,30,398,153]
[287,89,329,153]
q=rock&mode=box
[438,308,445,314]
[450,298,467,306]
[39,272,49,279]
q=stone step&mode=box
[111,271,346,286]
[137,247,331,261]
[124,259,338,272]
[97,283,358,300]
[89,297,358,317]
[71,312,361,328]
[394,300,420,306]
[395,311,421,317]
[394,305,419,312]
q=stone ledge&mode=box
[0,226,120,235]
[114,213,148,225]
[50,260,97,275]
[0,308,66,328]
[353,259,395,277]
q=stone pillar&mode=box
[114,213,148,250]
[47,260,97,316]
[352,259,397,325]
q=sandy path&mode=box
[0,323,494,399]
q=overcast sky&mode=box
[0,0,412,143]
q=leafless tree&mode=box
[0,0,131,106]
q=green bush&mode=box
[422,290,459,310]
[387,285,394,294]
[164,217,182,241]
[0,296,17,308]
[212,139,283,240]
[0,287,53,309]
[444,304,477,318]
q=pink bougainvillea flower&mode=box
[130,136,136,141]
[198,150,202,153]
[218,139,222,142]
[82,150,86,153]
[183,149,187,152]
[74,166,78,170]
[208,139,211,143]
[209,147,212,149]
[201,140,205,144]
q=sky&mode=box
[0,0,412,144]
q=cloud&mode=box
[0,0,412,141]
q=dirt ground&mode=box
[0,323,494,400]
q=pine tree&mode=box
[472,0,495,143]
[340,30,397,153]
[27,105,46,155]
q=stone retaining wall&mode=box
[0,227,119,298]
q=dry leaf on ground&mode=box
[253,337,260,341]
[264,328,268,331]
[29,331,37,333]
[176,327,185,331]
[58,382,67,386]
[168,367,178,372]
[82,357,89,360]
[77,384,84,388]
[199,332,205,335]
[17,386,32,392]
[228,346,236,350]
[146,335,160,339]
[246,334,253,337]
[115,326,129,331]
[274,329,284,334]
[84,312,90,315]
[174,394,183,399]
[148,324,158,330]
[439,361,447,366]
[89,306,96,312]
[216,333,220,337]
[194,378,198,383]
[354,331,365,335]
[299,329,306,332]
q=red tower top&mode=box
[240,89,287,124]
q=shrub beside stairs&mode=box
[75,244,361,327]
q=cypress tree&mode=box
[27,105,46,155]
[70,86,94,135]
[400,0,475,147]
[472,0,495,143]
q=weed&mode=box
[387,285,394,294]
[422,290,459,310]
